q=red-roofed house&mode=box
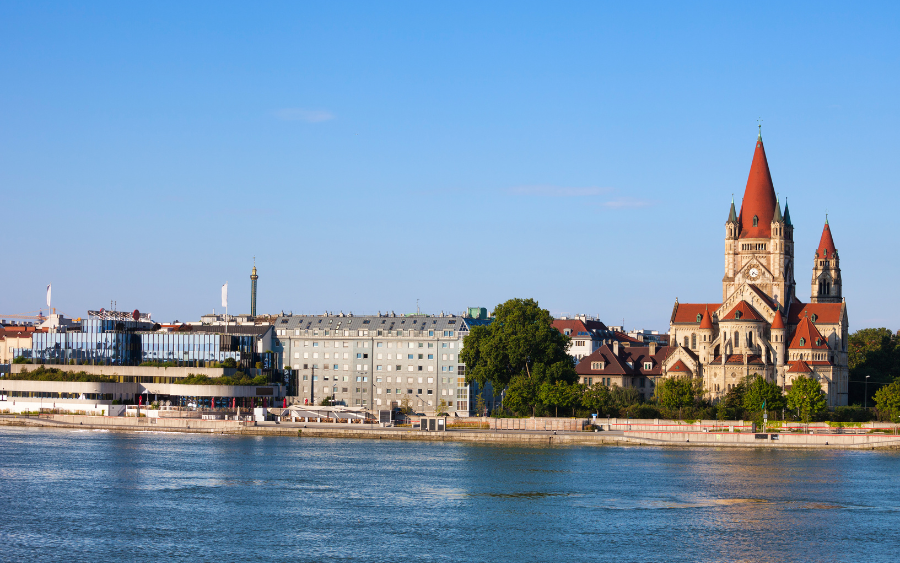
[575,341,672,401]
[662,131,849,406]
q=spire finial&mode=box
[757,118,762,140]
[825,211,829,225]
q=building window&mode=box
[753,215,758,227]
[691,334,696,349]
[591,362,600,369]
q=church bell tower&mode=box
[811,219,841,303]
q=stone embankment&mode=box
[2,415,900,449]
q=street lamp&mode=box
[865,375,871,409]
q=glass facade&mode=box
[14,319,255,367]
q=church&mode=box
[662,131,849,407]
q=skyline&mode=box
[2,2,899,330]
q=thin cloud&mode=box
[274,108,335,123]
[602,197,656,209]
[507,185,613,197]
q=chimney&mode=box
[612,341,619,356]
[649,342,657,356]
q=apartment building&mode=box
[273,314,475,415]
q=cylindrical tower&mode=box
[250,260,258,317]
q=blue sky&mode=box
[2,1,898,331]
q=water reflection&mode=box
[1,428,899,563]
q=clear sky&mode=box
[2,1,898,331]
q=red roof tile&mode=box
[723,301,765,322]
[668,359,692,373]
[698,308,714,329]
[739,136,778,239]
[787,302,842,325]
[575,345,672,376]
[672,303,721,324]
[816,221,837,258]
[787,360,812,373]
[771,312,785,329]
[789,316,830,349]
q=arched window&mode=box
[748,331,753,346]
[735,310,742,319]
[696,314,702,323]
[800,337,806,346]
[683,336,689,347]
[734,331,739,344]
[753,215,759,227]
[691,333,697,349]
[811,313,818,322]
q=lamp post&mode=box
[865,375,870,409]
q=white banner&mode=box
[46,284,51,308]
[221,282,228,308]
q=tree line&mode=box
[461,298,900,423]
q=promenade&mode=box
[3,414,900,449]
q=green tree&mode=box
[503,373,540,416]
[475,393,487,416]
[539,379,581,417]
[222,357,238,368]
[873,380,900,423]
[786,376,828,424]
[848,328,899,405]
[722,378,748,419]
[611,386,641,415]
[435,399,449,416]
[743,374,786,427]
[656,377,697,411]
[460,298,576,394]
[582,383,613,415]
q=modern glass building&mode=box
[15,316,260,367]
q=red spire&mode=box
[739,134,777,239]
[771,311,785,330]
[816,219,836,258]
[699,307,713,329]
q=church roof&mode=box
[787,359,812,373]
[668,359,692,373]
[722,300,765,322]
[672,303,721,324]
[787,302,842,325]
[789,316,830,349]
[739,134,778,239]
[816,220,837,258]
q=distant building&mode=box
[273,313,480,415]
[575,341,671,402]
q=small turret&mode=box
[811,218,841,303]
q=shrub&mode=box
[5,366,116,383]
[222,358,238,368]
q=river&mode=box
[1,427,898,562]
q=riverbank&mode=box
[4,414,900,449]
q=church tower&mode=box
[723,130,795,308]
[810,219,842,303]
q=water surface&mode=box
[1,427,897,562]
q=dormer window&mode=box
[591,362,600,370]
[564,329,571,336]
[753,215,759,227]
[811,314,818,322]
[815,338,822,346]
[696,314,702,323]
[735,311,743,319]
[800,337,806,346]
[643,362,652,370]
